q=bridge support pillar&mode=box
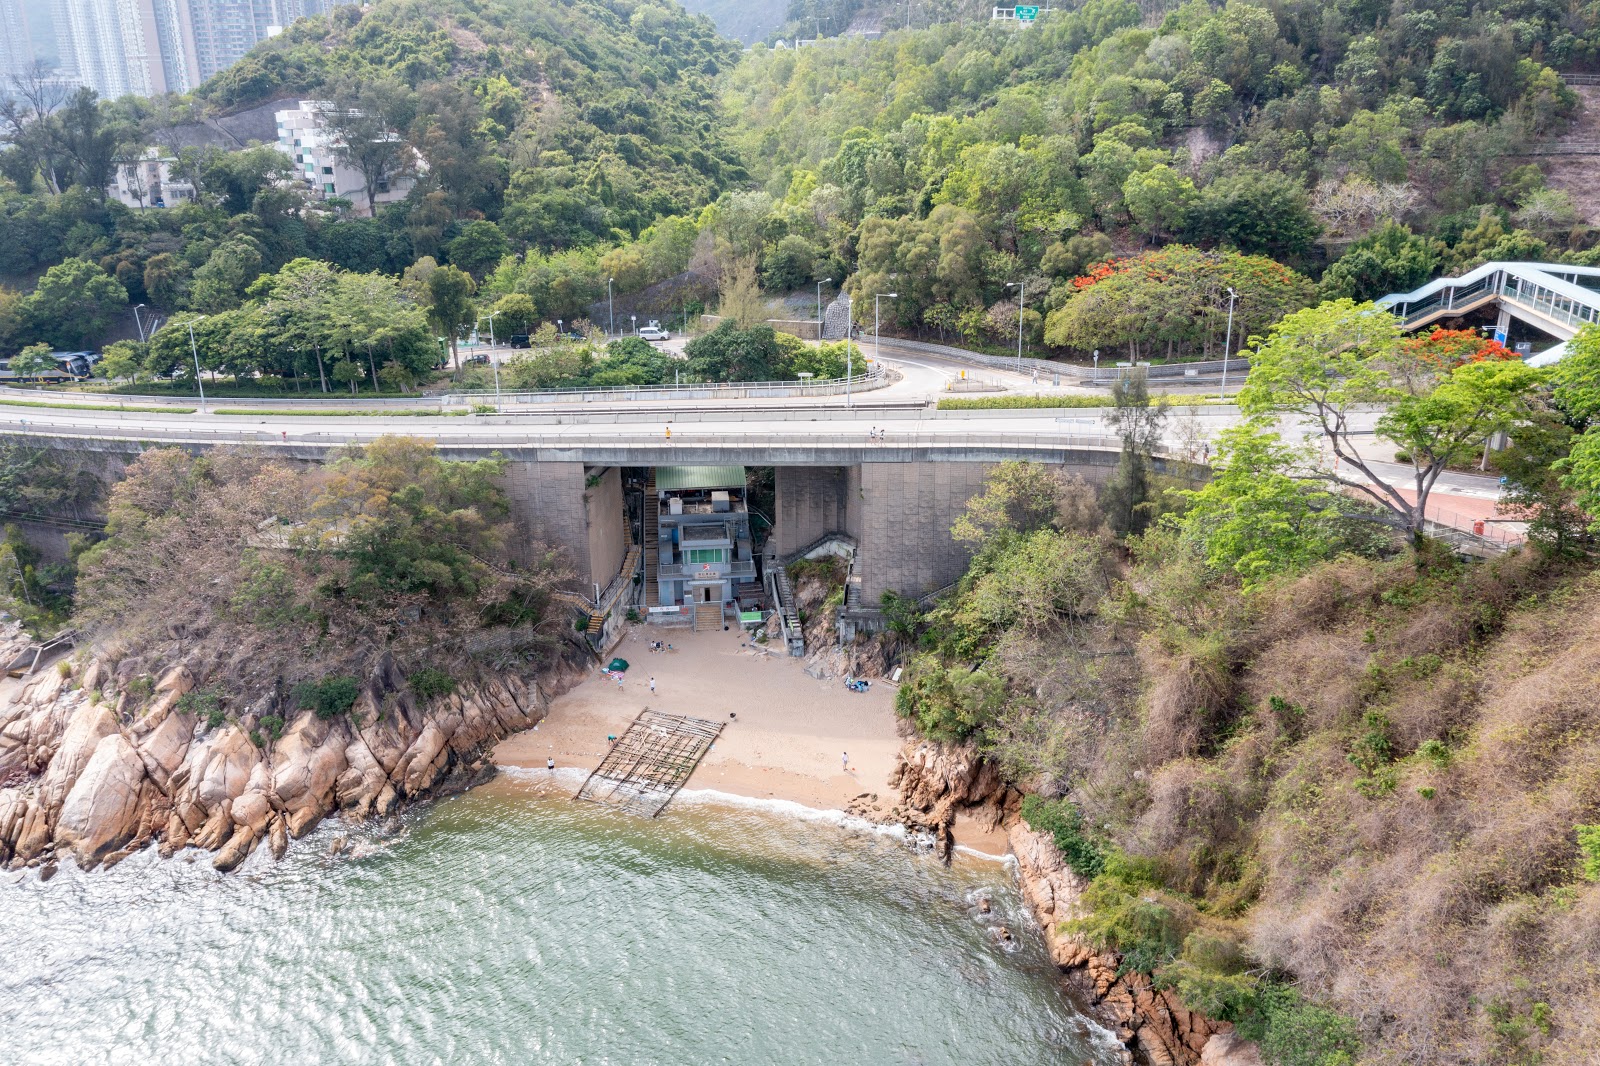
[853,461,995,604]
[772,466,858,557]
[501,460,625,593]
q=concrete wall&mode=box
[583,466,626,591]
[501,460,592,580]
[854,461,997,602]
[772,466,857,557]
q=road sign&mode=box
[1015,5,1040,19]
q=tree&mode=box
[23,258,128,348]
[96,340,144,383]
[952,460,1101,548]
[684,321,782,381]
[331,359,364,394]
[1180,425,1344,588]
[1239,299,1544,545]
[423,265,476,369]
[1183,171,1321,261]
[319,81,418,218]
[446,221,509,279]
[716,255,766,329]
[1319,222,1444,301]
[1123,165,1197,242]
[10,343,58,378]
[491,293,538,338]
[1102,368,1169,537]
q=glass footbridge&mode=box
[1376,261,1600,365]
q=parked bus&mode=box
[0,351,94,384]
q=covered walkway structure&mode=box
[1377,261,1600,363]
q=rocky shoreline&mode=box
[878,738,1261,1066]
[0,623,582,875]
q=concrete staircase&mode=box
[692,603,721,632]
[643,474,660,608]
[774,567,804,656]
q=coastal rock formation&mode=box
[878,739,1019,859]
[0,638,567,874]
[1009,819,1254,1066]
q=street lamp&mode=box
[844,293,854,408]
[186,315,207,413]
[1218,286,1238,401]
[476,311,502,411]
[132,303,147,343]
[873,292,897,366]
[817,278,832,335]
[608,277,615,338]
[1005,281,1025,372]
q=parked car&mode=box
[637,324,670,342]
[509,334,531,348]
[463,354,489,367]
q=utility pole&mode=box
[874,291,897,366]
[608,277,615,338]
[1218,286,1238,402]
[477,311,502,411]
[845,293,854,408]
[1006,280,1025,371]
[186,316,208,413]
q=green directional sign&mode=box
[1015,5,1040,19]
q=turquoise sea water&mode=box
[4,775,1120,1066]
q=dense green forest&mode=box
[5,0,1600,372]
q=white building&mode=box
[274,100,421,216]
[106,148,196,208]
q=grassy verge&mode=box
[212,407,465,417]
[0,397,197,414]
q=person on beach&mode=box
[649,676,656,693]
[842,751,849,772]
[547,757,555,770]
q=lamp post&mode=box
[1005,280,1025,372]
[132,303,147,343]
[873,292,897,366]
[1218,286,1238,402]
[631,314,637,337]
[608,277,615,338]
[186,315,207,413]
[817,277,832,336]
[844,293,854,408]
[477,311,502,411]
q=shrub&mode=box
[1066,852,1184,974]
[409,667,457,701]
[259,714,285,741]
[1021,795,1107,877]
[293,675,361,720]
[1579,824,1600,881]
[178,686,226,730]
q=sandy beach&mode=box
[495,624,904,810]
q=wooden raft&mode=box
[574,708,724,818]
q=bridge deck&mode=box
[574,708,723,817]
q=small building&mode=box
[106,149,196,209]
[652,465,758,609]
[273,100,420,217]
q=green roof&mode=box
[655,465,746,491]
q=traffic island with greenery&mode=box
[891,318,1600,1063]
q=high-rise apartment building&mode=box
[46,0,330,98]
[1,0,33,82]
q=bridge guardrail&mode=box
[877,338,1250,381]
[0,369,886,411]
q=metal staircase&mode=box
[643,473,660,608]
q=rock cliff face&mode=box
[0,640,572,874]
[861,739,1019,859]
[880,736,1260,1066]
[1009,818,1260,1066]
